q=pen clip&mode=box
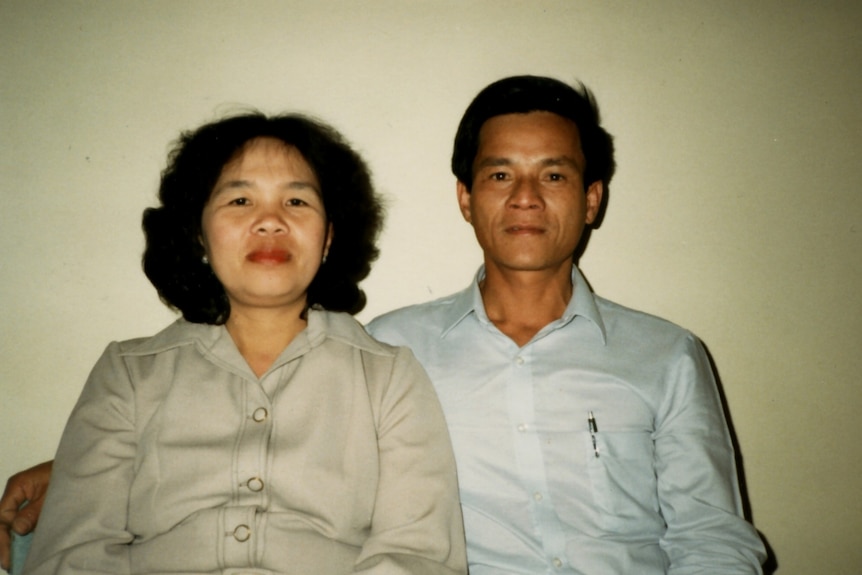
[588,411,599,458]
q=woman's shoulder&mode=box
[112,319,222,356]
[311,309,431,383]
[309,308,402,357]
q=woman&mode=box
[22,113,467,575]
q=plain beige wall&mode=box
[2,1,860,573]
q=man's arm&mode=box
[655,334,766,574]
[0,461,53,571]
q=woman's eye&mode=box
[229,197,249,206]
[287,198,307,207]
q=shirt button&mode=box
[247,477,264,492]
[517,423,527,432]
[515,356,525,366]
[233,524,251,542]
[553,557,563,568]
[533,492,543,502]
[252,407,268,422]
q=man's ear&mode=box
[584,180,604,225]
[456,180,473,224]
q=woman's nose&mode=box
[253,207,287,234]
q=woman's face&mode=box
[201,137,332,317]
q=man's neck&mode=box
[479,262,574,347]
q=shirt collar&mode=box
[438,266,488,338]
[439,264,606,344]
[566,265,607,344]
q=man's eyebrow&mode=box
[540,156,580,168]
[474,156,581,169]
[474,157,512,170]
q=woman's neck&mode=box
[225,305,308,377]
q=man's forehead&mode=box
[478,111,580,142]
[474,111,585,164]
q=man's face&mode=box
[457,111,603,277]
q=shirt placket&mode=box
[506,345,573,574]
[221,372,277,568]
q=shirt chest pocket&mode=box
[586,431,661,527]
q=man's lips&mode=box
[247,248,291,264]
[505,224,545,234]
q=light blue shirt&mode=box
[367,266,766,575]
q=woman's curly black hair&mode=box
[142,112,383,324]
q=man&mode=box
[368,76,766,573]
[2,75,766,574]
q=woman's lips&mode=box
[247,248,291,264]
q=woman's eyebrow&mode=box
[212,179,320,195]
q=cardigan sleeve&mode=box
[353,346,467,575]
[23,342,136,575]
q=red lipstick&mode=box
[247,249,291,264]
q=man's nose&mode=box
[508,178,543,209]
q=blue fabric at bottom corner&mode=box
[10,531,32,575]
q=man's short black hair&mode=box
[451,75,615,192]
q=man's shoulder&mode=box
[366,290,465,346]
[592,292,697,347]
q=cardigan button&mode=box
[247,477,264,492]
[233,524,251,542]
[252,407,268,422]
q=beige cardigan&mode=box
[24,310,467,575]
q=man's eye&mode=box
[229,197,249,206]
[287,198,307,206]
[548,173,564,181]
[491,172,508,181]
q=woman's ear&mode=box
[323,223,334,261]
[198,234,210,264]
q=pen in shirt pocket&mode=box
[588,411,599,458]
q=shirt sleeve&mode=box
[23,342,135,575]
[353,346,468,575]
[654,334,767,574]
